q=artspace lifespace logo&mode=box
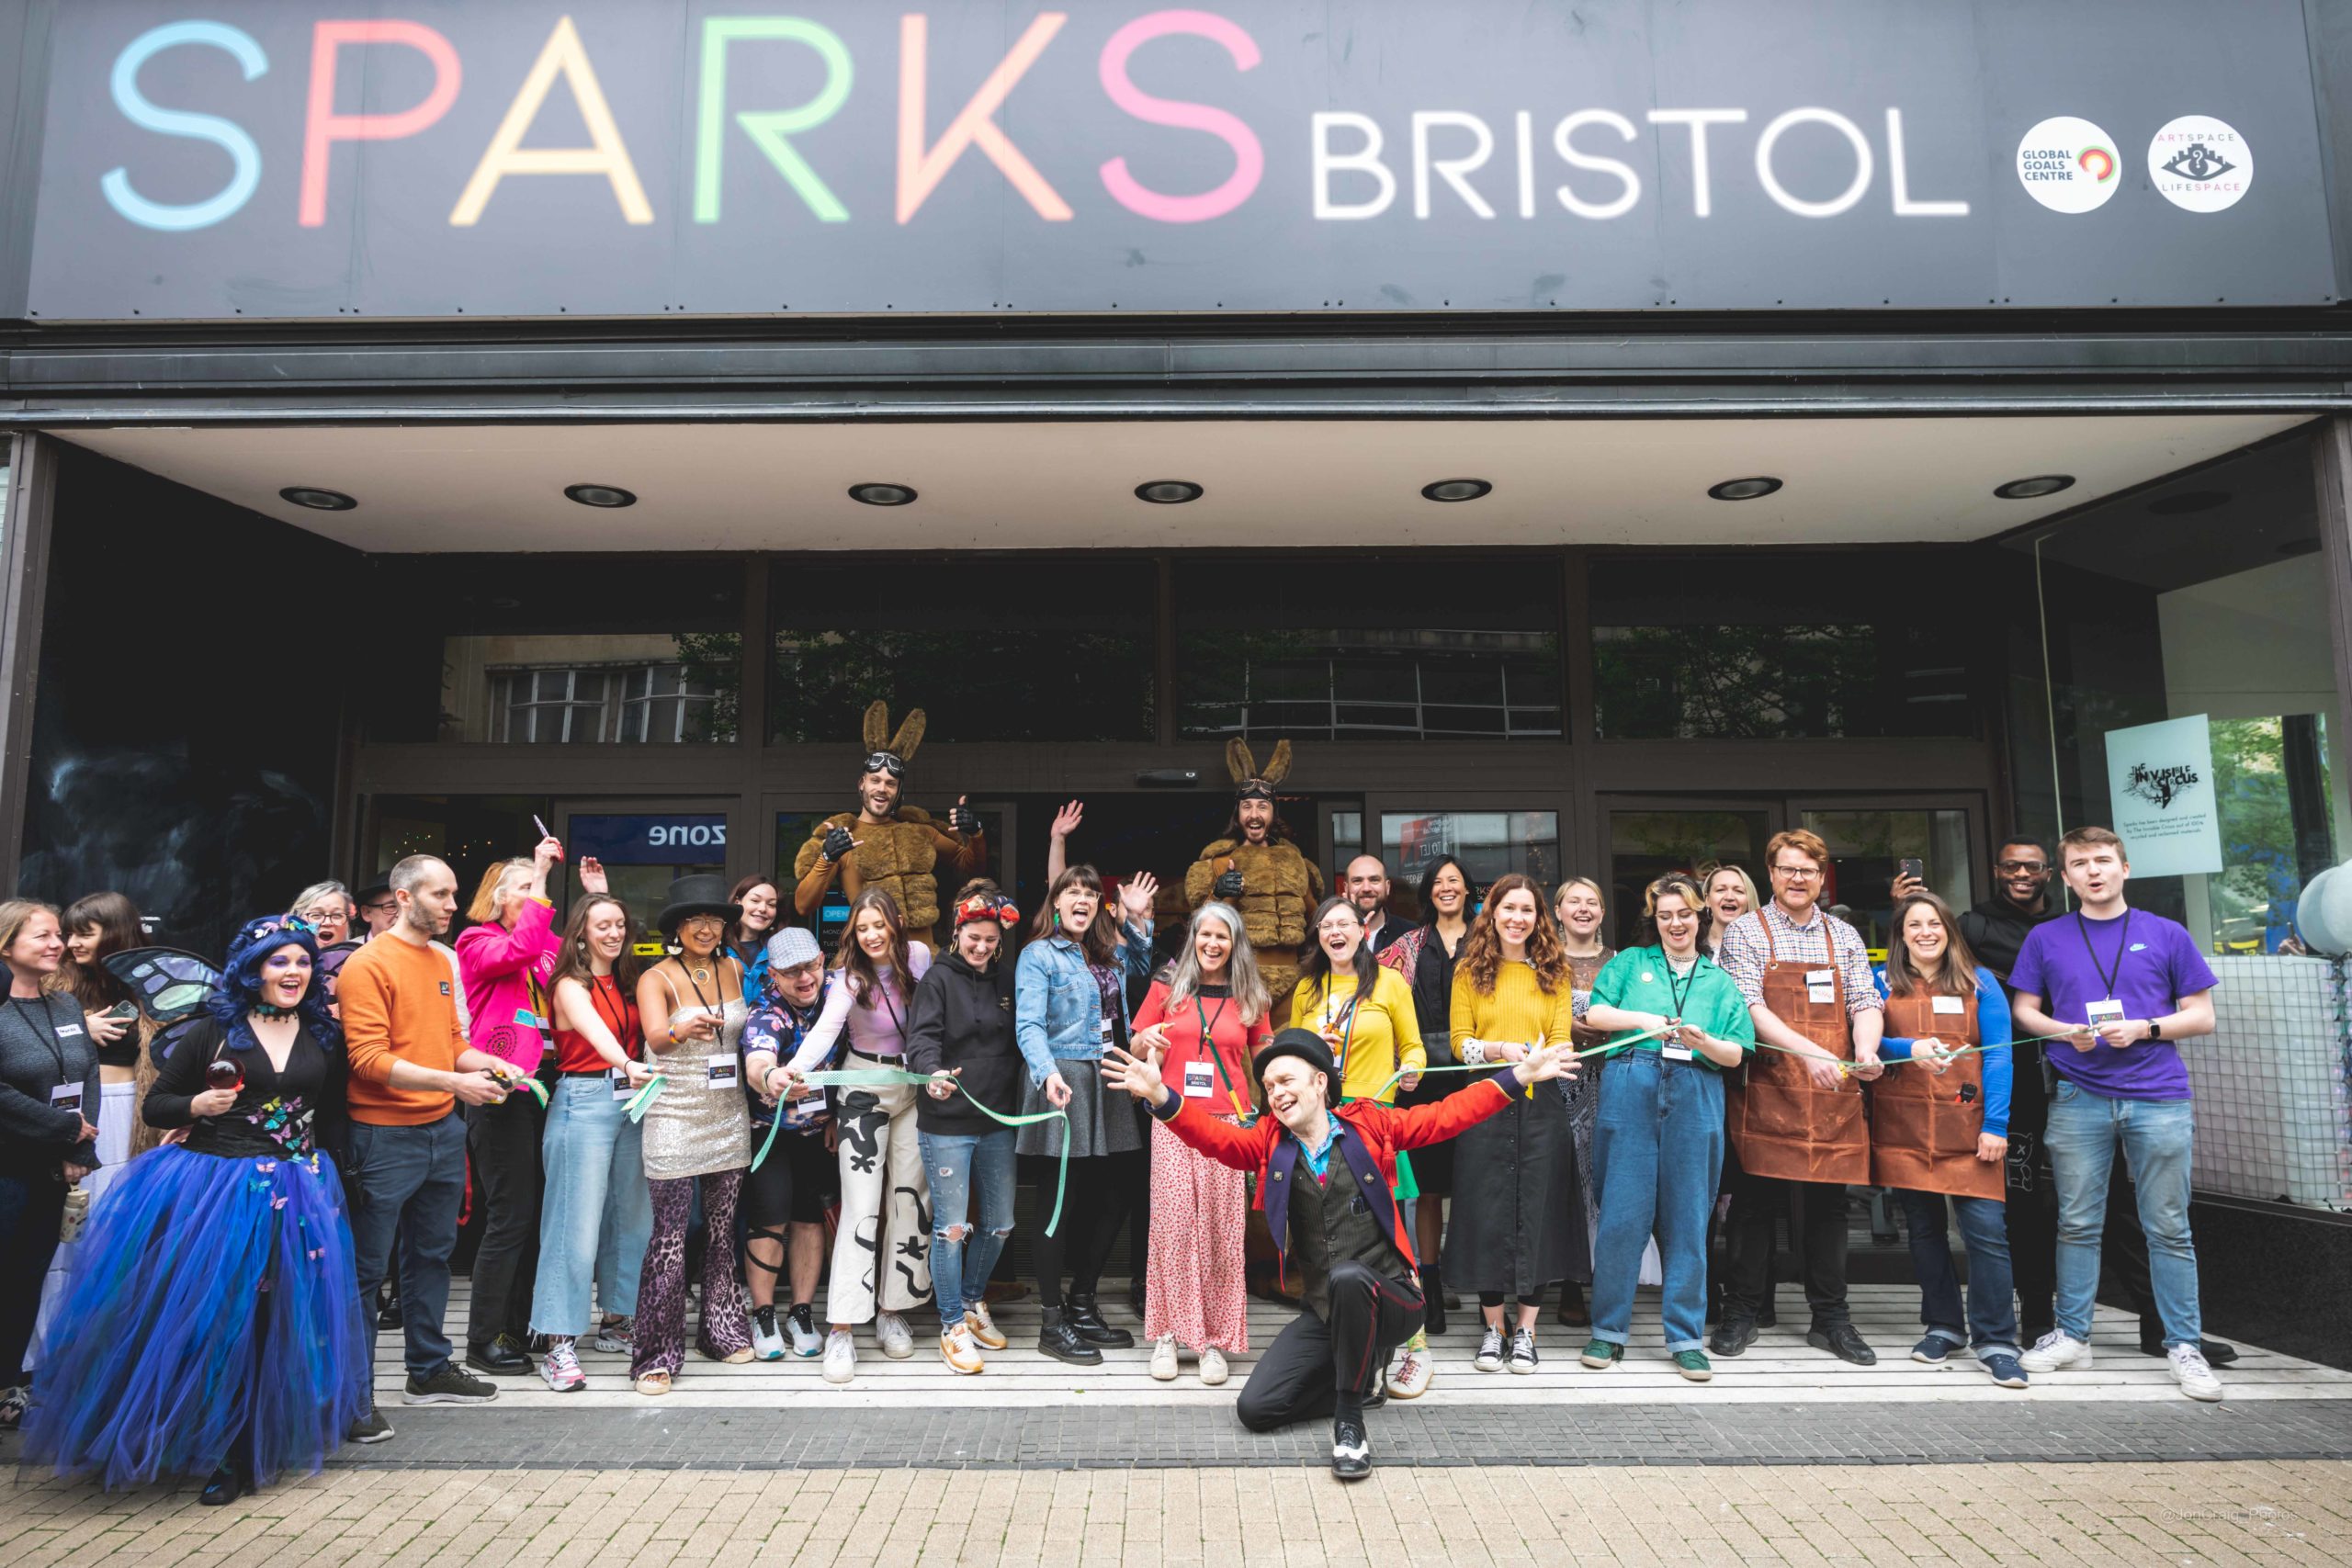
[2016,113,2249,214]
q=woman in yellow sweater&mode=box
[1288,897,1425,1110]
[1445,873,1582,1375]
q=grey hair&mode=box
[388,855,448,896]
[1165,900,1272,1026]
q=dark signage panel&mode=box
[22,0,2336,320]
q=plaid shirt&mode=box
[1716,901,1879,1018]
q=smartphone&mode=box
[105,1000,140,1023]
[1898,858,1925,884]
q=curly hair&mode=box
[1459,873,1568,996]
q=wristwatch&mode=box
[2146,1020,2164,1041]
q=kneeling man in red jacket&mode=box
[1102,1025,1579,1479]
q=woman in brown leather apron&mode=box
[1872,892,2029,1388]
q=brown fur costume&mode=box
[792,702,983,938]
[1184,738,1323,1006]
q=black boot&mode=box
[1037,1307,1104,1366]
[1555,1280,1589,1328]
[1064,1293,1134,1348]
[199,1463,246,1506]
[1421,1265,1448,1337]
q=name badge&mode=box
[1805,969,1834,984]
[791,1088,829,1122]
[2085,998,2126,1029]
[1182,1058,1216,1099]
[1931,995,1966,1015]
[610,1067,635,1102]
[1661,1037,1694,1063]
[1098,1013,1115,1047]
[50,1082,84,1115]
[55,1021,85,1039]
[706,1054,741,1089]
[1807,984,1836,1005]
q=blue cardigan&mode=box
[1013,923,1153,1087]
[1871,964,2012,1139]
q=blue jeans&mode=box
[1897,1189,2018,1355]
[346,1113,469,1382]
[1589,1052,1724,1352]
[2044,1080,2200,1348]
[919,1127,1016,1327]
[529,1075,655,1337]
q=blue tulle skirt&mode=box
[22,1144,370,1489]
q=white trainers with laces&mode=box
[1386,1346,1433,1399]
[2167,1343,2224,1402]
[1199,1348,1228,1386]
[876,1312,915,1359]
[1149,1335,1181,1382]
[821,1327,857,1384]
[2018,1329,2092,1373]
[539,1340,585,1393]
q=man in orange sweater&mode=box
[339,854,516,1440]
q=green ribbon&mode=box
[1747,1032,2080,1077]
[751,1067,1072,1237]
[1369,1025,1671,1102]
[624,1075,666,1122]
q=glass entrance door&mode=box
[558,799,737,947]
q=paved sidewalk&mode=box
[6,1460,2346,1565]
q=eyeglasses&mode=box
[1996,860,2049,874]
[1317,920,1361,934]
[1770,864,1822,881]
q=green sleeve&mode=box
[1702,969,1756,1047]
[1591,949,1638,1009]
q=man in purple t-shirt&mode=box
[2007,826,2220,1402]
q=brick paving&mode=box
[5,1460,2347,1565]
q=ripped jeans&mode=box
[917,1126,1018,1329]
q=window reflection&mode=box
[1379,811,1561,920]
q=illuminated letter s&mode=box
[103,21,268,231]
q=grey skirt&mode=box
[1016,1060,1145,1159]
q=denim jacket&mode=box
[1013,923,1153,1087]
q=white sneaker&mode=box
[1473,1325,1506,1372]
[589,1317,632,1356]
[2167,1343,2224,1402]
[1386,1346,1432,1399]
[1199,1348,1228,1386]
[1149,1335,1180,1382]
[2018,1329,2093,1372]
[876,1312,915,1359]
[539,1340,586,1393]
[821,1328,856,1384]
[750,1306,786,1362]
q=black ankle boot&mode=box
[1038,1307,1104,1366]
[1421,1265,1448,1337]
[1555,1280,1589,1327]
[1064,1293,1134,1348]
[199,1463,246,1506]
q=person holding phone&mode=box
[628,875,755,1395]
[2007,828,2222,1402]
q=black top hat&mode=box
[657,874,741,935]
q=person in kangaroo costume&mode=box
[793,701,988,942]
[1184,738,1324,1013]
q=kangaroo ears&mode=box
[887,708,927,765]
[1261,739,1293,786]
[862,701,891,754]
[1226,739,1257,786]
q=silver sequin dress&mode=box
[639,985,752,1181]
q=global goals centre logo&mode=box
[2017,113,2251,215]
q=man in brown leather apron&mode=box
[1711,829,1884,1366]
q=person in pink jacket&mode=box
[452,835,573,1377]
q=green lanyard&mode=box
[1193,994,1250,1120]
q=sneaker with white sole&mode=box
[1149,1335,1181,1382]
[786,1304,823,1359]
[1473,1325,1506,1372]
[751,1306,786,1362]
[540,1339,587,1393]
[2167,1343,2223,1402]
[821,1327,857,1384]
[1508,1326,1539,1373]
[876,1312,914,1359]
[2018,1329,2092,1373]
[963,1304,1009,1351]
[1199,1347,1228,1386]
[1386,1346,1432,1399]
[590,1318,633,1356]
[939,1325,984,1375]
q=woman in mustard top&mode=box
[1289,897,1426,1110]
[1444,874,1582,1376]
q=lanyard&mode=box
[872,971,907,1043]
[1311,979,1363,1080]
[2075,911,2132,999]
[589,975,632,1048]
[1193,992,1248,1116]
[9,998,66,1079]
[1664,952,1700,1018]
[682,958,729,1016]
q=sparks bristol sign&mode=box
[17,0,2335,320]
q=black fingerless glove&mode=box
[1212,870,1244,900]
[820,826,856,863]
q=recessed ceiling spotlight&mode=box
[563,482,637,508]
[1135,479,1204,504]
[1993,474,2075,501]
[2148,489,2229,515]
[1706,476,1782,502]
[1420,478,1493,502]
[279,486,356,512]
[848,482,917,506]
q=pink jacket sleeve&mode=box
[455,899,560,1072]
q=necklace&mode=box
[251,1001,296,1019]
[689,964,713,987]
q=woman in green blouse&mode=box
[1579,873,1754,1382]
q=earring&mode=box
[577,938,589,953]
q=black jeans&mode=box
[0,1169,66,1384]
[1722,1171,1850,1326]
[2005,1139,2059,1342]
[1031,1150,1139,1309]
[1237,1261,1425,1431]
[464,1090,545,1349]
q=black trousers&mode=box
[464,1090,544,1349]
[1722,1170,1850,1326]
[1236,1261,1424,1432]
[0,1170,66,1384]
[1031,1150,1138,1309]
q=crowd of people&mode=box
[0,714,2233,1489]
